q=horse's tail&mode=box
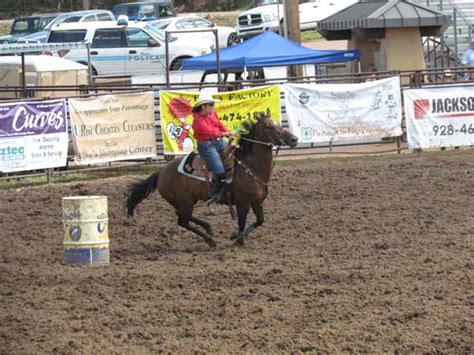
[126,170,160,218]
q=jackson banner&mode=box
[284,77,403,143]
[404,86,474,149]
[160,86,281,155]
[0,99,68,172]
[69,92,156,164]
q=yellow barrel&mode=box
[62,196,109,265]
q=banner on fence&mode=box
[160,86,281,154]
[404,86,474,149]
[69,92,156,164]
[284,77,403,143]
[0,99,68,172]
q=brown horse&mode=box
[126,112,298,247]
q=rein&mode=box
[238,137,273,147]
[234,158,269,188]
[234,135,283,188]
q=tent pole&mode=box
[358,61,361,73]
[165,31,170,87]
[244,66,247,81]
[21,52,26,98]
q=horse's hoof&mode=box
[234,237,245,246]
[230,232,238,240]
[206,239,217,248]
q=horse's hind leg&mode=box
[189,216,213,236]
[177,207,216,248]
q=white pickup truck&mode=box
[236,0,357,39]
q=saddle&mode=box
[177,140,236,184]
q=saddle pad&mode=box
[177,152,209,182]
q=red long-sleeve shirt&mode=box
[192,110,228,141]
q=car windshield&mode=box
[43,14,70,30]
[145,23,176,41]
[11,18,42,34]
[152,19,171,30]
[48,29,87,43]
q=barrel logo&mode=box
[69,225,82,242]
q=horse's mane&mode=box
[236,120,256,156]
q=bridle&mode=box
[238,125,288,148]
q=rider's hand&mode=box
[223,131,236,139]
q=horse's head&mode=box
[253,111,298,148]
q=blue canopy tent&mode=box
[181,31,360,72]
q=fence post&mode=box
[46,168,54,184]
[396,136,401,155]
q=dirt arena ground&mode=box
[1,150,472,353]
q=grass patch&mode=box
[0,22,10,36]
[301,31,322,42]
[207,14,238,28]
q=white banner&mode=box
[69,92,156,165]
[404,85,474,149]
[0,99,68,172]
[284,77,403,143]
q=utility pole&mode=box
[284,0,303,77]
[83,0,90,10]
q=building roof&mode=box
[319,0,450,38]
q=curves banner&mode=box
[160,86,281,155]
[0,99,68,173]
[68,92,156,164]
[284,77,403,143]
[404,85,474,149]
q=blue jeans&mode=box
[197,139,227,175]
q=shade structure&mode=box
[181,31,360,71]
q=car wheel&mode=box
[170,56,191,71]
[79,62,98,76]
[227,32,241,47]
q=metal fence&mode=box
[1,66,473,182]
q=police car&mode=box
[46,18,214,76]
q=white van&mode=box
[46,20,214,76]
[237,0,357,39]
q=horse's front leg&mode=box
[243,202,264,236]
[234,202,251,246]
[231,202,264,240]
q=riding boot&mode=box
[207,173,226,206]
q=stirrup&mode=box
[206,197,218,214]
[206,197,219,206]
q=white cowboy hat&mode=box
[193,93,221,108]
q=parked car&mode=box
[151,15,240,48]
[46,20,214,76]
[112,1,175,21]
[236,0,357,39]
[0,13,60,44]
[16,10,115,44]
